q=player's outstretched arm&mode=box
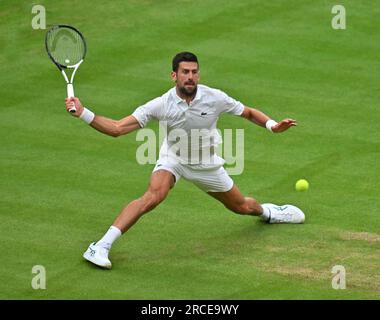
[240,106,297,133]
[65,97,140,137]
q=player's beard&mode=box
[178,82,197,98]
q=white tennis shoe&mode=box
[83,242,112,269]
[262,203,305,224]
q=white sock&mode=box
[97,226,122,250]
[260,204,271,222]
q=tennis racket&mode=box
[45,25,87,113]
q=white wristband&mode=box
[80,107,95,124]
[265,119,278,132]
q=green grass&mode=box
[1,0,379,299]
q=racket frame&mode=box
[45,25,87,113]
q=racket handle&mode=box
[67,84,76,113]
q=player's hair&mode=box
[172,52,199,72]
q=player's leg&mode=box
[208,185,305,224]
[183,166,265,217]
[112,169,175,233]
[207,184,263,216]
[184,166,305,224]
[83,170,175,269]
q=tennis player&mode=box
[65,52,305,269]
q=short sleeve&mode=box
[132,97,163,127]
[218,90,245,116]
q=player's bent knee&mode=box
[141,190,167,212]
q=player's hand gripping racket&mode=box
[45,25,87,113]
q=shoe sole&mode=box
[83,252,112,269]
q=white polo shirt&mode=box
[132,84,245,169]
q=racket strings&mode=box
[46,27,86,67]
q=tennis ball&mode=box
[295,179,309,191]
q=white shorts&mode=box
[153,157,234,193]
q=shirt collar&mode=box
[193,86,202,102]
[173,89,183,104]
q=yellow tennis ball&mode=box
[295,179,309,191]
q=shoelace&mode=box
[270,207,293,222]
